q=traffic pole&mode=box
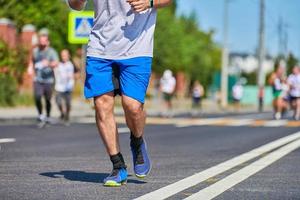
[257,0,265,112]
[221,0,229,109]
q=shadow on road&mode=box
[40,170,147,184]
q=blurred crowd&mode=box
[27,30,80,127]
[27,30,300,124]
[269,65,300,120]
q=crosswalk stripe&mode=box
[134,131,300,200]
[184,137,300,200]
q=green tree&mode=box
[273,53,299,75]
[0,0,221,91]
[286,53,298,74]
[153,4,221,88]
[0,0,71,51]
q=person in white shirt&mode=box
[160,69,176,114]
[54,49,75,123]
[232,82,243,112]
[287,66,300,120]
[192,80,204,109]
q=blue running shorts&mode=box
[84,56,152,104]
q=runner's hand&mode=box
[127,0,150,13]
[42,59,49,67]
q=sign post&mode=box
[68,11,94,44]
[68,11,94,97]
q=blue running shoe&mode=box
[131,140,151,178]
[103,168,127,187]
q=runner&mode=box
[287,66,300,120]
[54,49,75,125]
[192,80,204,109]
[67,0,172,187]
[232,82,243,112]
[28,30,59,127]
[160,69,176,117]
[268,66,286,120]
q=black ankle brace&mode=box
[130,132,144,148]
[110,152,126,169]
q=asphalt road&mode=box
[0,116,300,200]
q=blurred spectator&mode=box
[232,82,243,112]
[54,49,75,124]
[192,80,204,109]
[27,30,59,126]
[268,66,286,120]
[287,66,300,120]
[160,69,176,116]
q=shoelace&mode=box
[134,145,144,165]
[111,168,120,177]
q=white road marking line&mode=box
[226,119,254,127]
[75,117,95,124]
[118,127,130,133]
[184,138,300,200]
[175,118,225,127]
[264,120,288,127]
[175,124,192,128]
[231,113,270,120]
[134,131,300,200]
[0,138,16,144]
[70,117,130,133]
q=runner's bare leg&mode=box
[122,95,146,138]
[94,92,120,155]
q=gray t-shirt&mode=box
[87,0,157,60]
[33,47,59,84]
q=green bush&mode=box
[0,40,27,106]
[14,93,34,106]
[0,74,17,106]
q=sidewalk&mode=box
[0,98,94,123]
[0,97,271,124]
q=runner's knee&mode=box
[123,100,143,118]
[94,94,114,119]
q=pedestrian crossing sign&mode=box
[68,11,94,44]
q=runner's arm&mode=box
[68,0,87,11]
[27,60,34,76]
[127,0,172,13]
[268,73,275,85]
[49,61,59,69]
[49,49,59,69]
[153,0,173,9]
